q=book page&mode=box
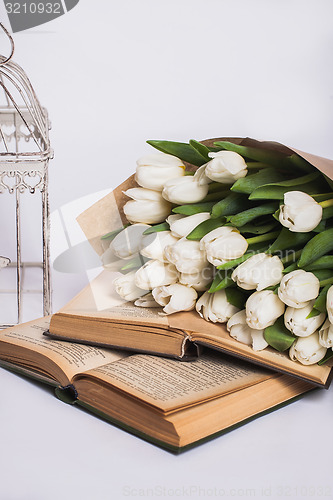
[0,317,128,383]
[80,352,273,413]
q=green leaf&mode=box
[312,220,327,233]
[297,228,333,268]
[189,139,211,162]
[264,316,296,352]
[120,255,146,273]
[313,284,331,313]
[226,202,278,227]
[101,225,129,241]
[305,256,333,271]
[322,205,333,220]
[225,288,248,309]
[187,218,224,240]
[143,222,170,235]
[231,168,285,194]
[172,202,215,215]
[147,140,205,167]
[214,141,314,172]
[211,192,250,219]
[201,190,231,202]
[208,182,228,193]
[305,308,322,319]
[267,228,313,254]
[283,262,298,274]
[249,172,322,200]
[238,221,278,235]
[318,350,333,365]
[208,270,233,293]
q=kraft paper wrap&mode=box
[77,137,333,256]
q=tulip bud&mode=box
[227,310,268,351]
[318,318,333,348]
[279,191,322,232]
[134,292,160,308]
[231,253,284,291]
[152,284,198,315]
[110,223,150,260]
[123,188,172,224]
[246,290,285,330]
[135,260,178,290]
[205,151,247,184]
[278,270,320,309]
[193,164,211,186]
[135,153,185,191]
[162,176,209,204]
[196,290,239,323]
[140,231,179,262]
[326,285,333,324]
[289,332,327,365]
[284,301,326,337]
[200,226,248,267]
[167,212,211,238]
[114,271,148,301]
[179,266,214,291]
[164,237,208,274]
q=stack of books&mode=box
[0,273,331,452]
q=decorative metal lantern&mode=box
[0,23,53,327]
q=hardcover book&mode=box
[0,317,313,452]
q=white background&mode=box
[0,1,333,499]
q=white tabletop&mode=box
[1,1,333,498]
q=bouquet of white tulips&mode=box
[100,137,333,367]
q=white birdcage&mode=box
[0,23,53,327]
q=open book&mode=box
[0,317,313,452]
[48,272,333,388]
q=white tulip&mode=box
[279,191,322,232]
[231,253,284,291]
[167,212,211,238]
[227,310,268,351]
[326,285,333,323]
[196,290,239,323]
[164,237,208,274]
[123,188,172,224]
[179,266,214,291]
[246,290,285,330]
[113,271,147,301]
[200,226,248,266]
[140,231,179,262]
[278,270,320,308]
[162,176,209,204]
[205,151,247,184]
[318,318,333,348]
[110,223,150,260]
[152,284,198,315]
[135,153,185,191]
[101,247,124,272]
[134,292,160,308]
[135,260,178,290]
[284,301,326,337]
[193,164,211,186]
[289,332,327,365]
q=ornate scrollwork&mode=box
[0,169,46,194]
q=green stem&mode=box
[281,249,303,265]
[319,198,333,209]
[319,276,333,288]
[246,231,280,246]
